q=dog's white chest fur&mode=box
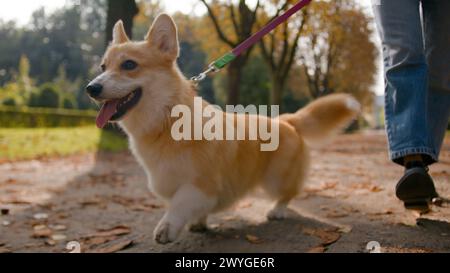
[128,137,194,200]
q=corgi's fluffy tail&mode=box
[281,94,361,148]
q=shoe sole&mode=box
[396,167,438,212]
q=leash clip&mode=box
[191,63,220,82]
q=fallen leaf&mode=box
[338,226,353,234]
[208,224,220,229]
[326,211,349,219]
[245,235,263,244]
[342,207,360,214]
[349,182,384,193]
[370,186,384,193]
[307,246,326,253]
[80,197,104,207]
[302,228,341,246]
[322,182,338,190]
[369,209,394,216]
[237,202,253,209]
[83,236,116,247]
[33,213,49,220]
[4,178,18,184]
[86,226,131,238]
[111,196,163,211]
[32,225,53,238]
[305,182,338,193]
[88,238,134,253]
[0,247,12,253]
[222,215,237,222]
[382,247,433,253]
[2,199,31,205]
[55,212,70,219]
[51,234,67,241]
[129,203,162,212]
[45,240,56,246]
[49,224,67,231]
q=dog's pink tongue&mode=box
[96,100,120,129]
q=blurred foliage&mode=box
[0,0,378,122]
[0,0,106,110]
[29,83,61,108]
[299,0,377,110]
[0,126,128,161]
[0,105,96,128]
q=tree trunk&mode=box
[102,0,138,136]
[105,0,139,46]
[227,60,243,106]
[270,77,285,112]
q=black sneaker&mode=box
[395,161,439,212]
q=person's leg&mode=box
[373,0,439,211]
[422,0,450,163]
[372,0,435,166]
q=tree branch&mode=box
[277,22,290,70]
[229,4,241,37]
[200,0,236,47]
[249,0,260,30]
[281,11,308,81]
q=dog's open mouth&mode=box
[96,88,142,129]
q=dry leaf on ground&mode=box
[0,247,12,253]
[302,228,341,246]
[88,238,134,253]
[237,202,253,209]
[32,225,53,238]
[326,211,349,219]
[382,247,433,253]
[304,182,338,193]
[83,236,116,247]
[245,235,263,244]
[307,246,326,253]
[86,225,131,238]
[33,213,49,220]
[349,182,384,193]
[51,234,67,241]
[111,195,163,211]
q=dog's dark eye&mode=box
[121,60,138,71]
[100,64,106,72]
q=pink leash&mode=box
[192,0,313,82]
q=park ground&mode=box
[0,131,449,253]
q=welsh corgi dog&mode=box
[86,14,360,244]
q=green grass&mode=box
[0,126,128,161]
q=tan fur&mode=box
[90,14,360,244]
[280,93,361,148]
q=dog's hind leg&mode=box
[263,149,309,221]
[267,196,299,221]
[154,184,216,244]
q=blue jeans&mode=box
[372,0,450,166]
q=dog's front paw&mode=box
[153,220,181,245]
[267,207,298,221]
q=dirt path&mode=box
[1,131,449,253]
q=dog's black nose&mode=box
[86,83,103,98]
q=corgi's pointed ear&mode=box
[112,20,130,44]
[146,14,179,60]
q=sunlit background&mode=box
[1,1,450,255]
[0,0,385,161]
